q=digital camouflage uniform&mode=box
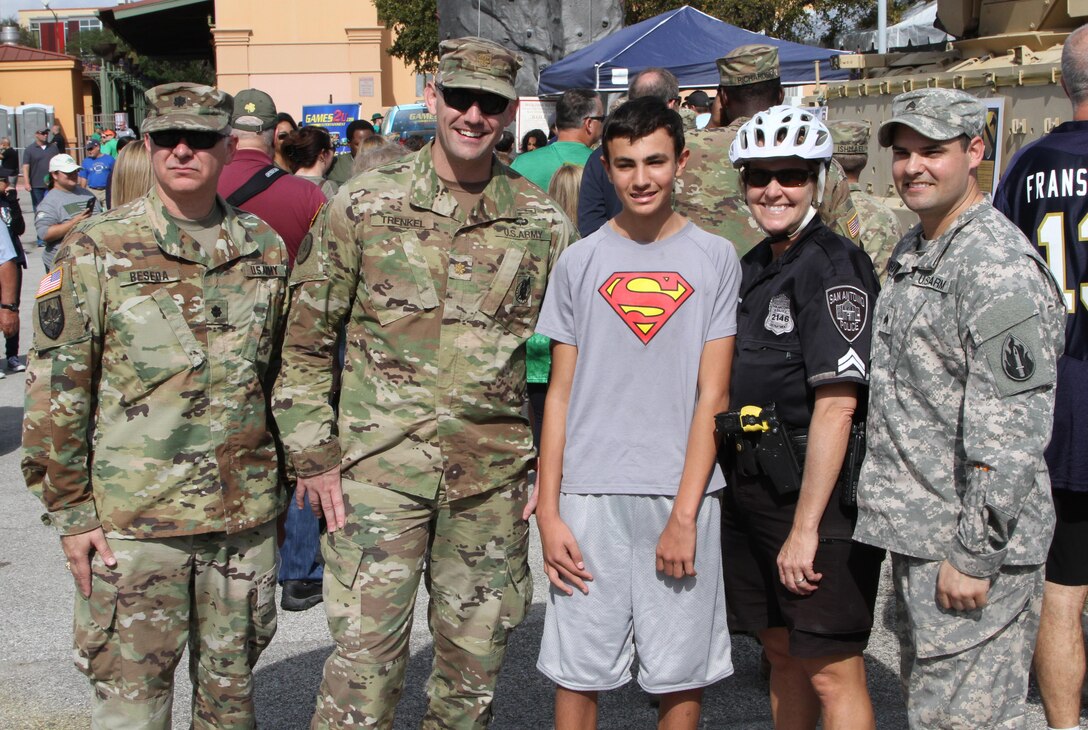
[674,45,862,259]
[21,84,289,729]
[855,89,1066,729]
[272,38,576,730]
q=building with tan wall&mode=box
[212,1,423,120]
[0,44,88,155]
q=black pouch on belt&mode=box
[715,403,803,497]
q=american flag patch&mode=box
[847,213,860,239]
[36,269,63,298]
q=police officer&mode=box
[22,83,289,729]
[272,37,576,728]
[720,106,882,730]
[827,120,903,282]
[855,88,1066,729]
[675,45,862,258]
[993,23,1088,729]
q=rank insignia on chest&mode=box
[764,294,794,335]
[599,271,693,345]
[825,285,869,343]
[38,296,64,340]
[449,255,473,280]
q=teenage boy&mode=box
[534,96,742,730]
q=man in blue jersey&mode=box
[993,22,1088,730]
[79,139,114,210]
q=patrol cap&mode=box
[49,154,80,174]
[877,88,985,147]
[717,44,780,87]
[142,82,233,134]
[828,119,871,155]
[436,36,522,101]
[232,89,278,132]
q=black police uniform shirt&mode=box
[993,119,1088,491]
[730,217,880,430]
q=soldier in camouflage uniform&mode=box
[272,37,576,729]
[674,45,863,258]
[21,83,289,729]
[854,88,1066,729]
[828,120,903,282]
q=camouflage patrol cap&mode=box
[232,89,277,133]
[829,119,871,155]
[877,88,985,147]
[717,44,780,87]
[436,37,522,101]
[142,82,233,134]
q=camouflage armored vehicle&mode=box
[816,0,1086,216]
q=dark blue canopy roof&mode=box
[538,5,849,94]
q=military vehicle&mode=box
[814,0,1086,213]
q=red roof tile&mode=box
[0,44,78,63]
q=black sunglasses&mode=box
[741,167,815,188]
[437,85,509,116]
[584,115,605,123]
[148,131,225,150]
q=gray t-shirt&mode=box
[35,187,98,242]
[536,220,741,496]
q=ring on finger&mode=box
[64,561,71,571]
[797,576,807,583]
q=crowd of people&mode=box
[6,21,1088,730]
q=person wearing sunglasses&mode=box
[23,82,290,729]
[273,36,577,729]
[674,45,863,261]
[719,105,882,730]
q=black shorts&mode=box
[1045,490,1088,586]
[721,471,884,658]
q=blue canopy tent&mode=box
[538,5,849,94]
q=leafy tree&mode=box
[374,0,439,74]
[624,0,906,49]
[65,27,214,87]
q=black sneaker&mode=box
[7,357,25,373]
[280,579,323,611]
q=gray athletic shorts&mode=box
[537,492,733,694]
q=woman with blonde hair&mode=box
[108,142,152,207]
[547,163,581,228]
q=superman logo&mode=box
[598,271,693,344]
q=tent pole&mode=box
[878,0,888,54]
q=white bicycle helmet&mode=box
[728,105,833,167]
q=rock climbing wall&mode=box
[438,0,623,95]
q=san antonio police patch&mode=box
[826,285,869,343]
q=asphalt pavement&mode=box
[0,192,1074,728]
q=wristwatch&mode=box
[0,304,18,312]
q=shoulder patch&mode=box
[825,285,869,343]
[36,269,63,299]
[1001,334,1036,382]
[295,233,313,266]
[37,296,64,340]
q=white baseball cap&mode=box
[49,154,80,174]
